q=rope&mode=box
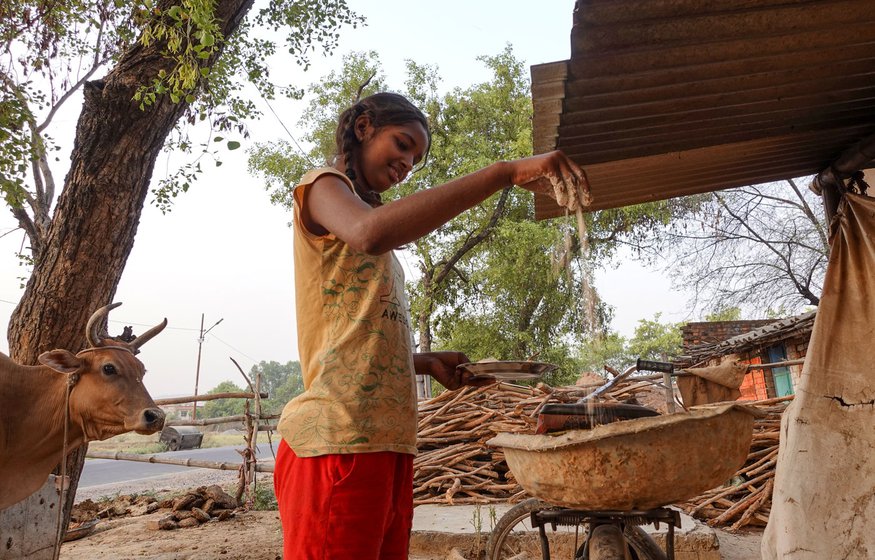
[76,345,133,355]
[51,345,137,550]
[54,372,78,557]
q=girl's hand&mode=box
[414,351,495,390]
[509,151,589,211]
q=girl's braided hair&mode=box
[334,92,431,206]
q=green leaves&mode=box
[245,45,695,385]
[247,360,304,414]
[626,313,684,362]
[0,79,48,207]
[134,0,223,110]
[202,380,246,418]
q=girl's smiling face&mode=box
[355,118,429,193]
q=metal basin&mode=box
[487,402,759,510]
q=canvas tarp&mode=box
[677,360,747,406]
[763,192,875,558]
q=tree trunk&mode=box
[2,0,254,544]
[418,269,434,353]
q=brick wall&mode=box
[682,320,777,348]
[738,356,770,400]
[682,319,813,401]
[784,334,809,382]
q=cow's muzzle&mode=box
[134,407,166,434]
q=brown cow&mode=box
[0,303,166,510]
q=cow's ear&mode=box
[38,350,83,374]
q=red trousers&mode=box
[274,439,414,559]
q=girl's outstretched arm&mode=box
[306,151,585,254]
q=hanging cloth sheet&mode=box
[763,192,875,559]
[677,360,747,406]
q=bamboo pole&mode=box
[84,450,275,472]
[155,392,268,405]
[167,413,279,427]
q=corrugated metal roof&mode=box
[533,0,875,219]
[682,311,816,365]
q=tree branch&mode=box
[36,24,109,134]
[786,178,828,252]
[10,206,38,256]
[434,187,511,285]
[716,193,793,273]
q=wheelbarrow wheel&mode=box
[486,498,580,560]
[587,524,629,560]
[622,525,666,560]
[585,524,666,560]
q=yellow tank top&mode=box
[277,167,418,457]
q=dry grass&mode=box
[88,432,247,454]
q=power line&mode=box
[259,92,316,167]
[210,333,259,363]
[108,318,200,332]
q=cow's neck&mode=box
[0,355,87,510]
[0,356,87,458]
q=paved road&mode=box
[79,444,275,488]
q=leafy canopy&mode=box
[626,313,683,361]
[248,48,596,384]
[1,0,363,217]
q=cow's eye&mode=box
[102,364,118,376]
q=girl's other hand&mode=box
[510,151,589,211]
[415,351,495,390]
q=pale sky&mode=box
[0,0,690,398]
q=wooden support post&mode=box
[821,172,842,232]
[663,370,676,413]
[248,370,262,508]
[235,400,253,506]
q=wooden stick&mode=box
[731,478,774,531]
[155,392,267,405]
[736,448,778,477]
[691,469,774,515]
[168,413,279,427]
[84,450,274,472]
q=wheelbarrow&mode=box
[486,403,761,559]
[487,402,759,511]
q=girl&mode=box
[274,92,585,559]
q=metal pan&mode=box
[456,360,558,381]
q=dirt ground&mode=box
[62,513,763,560]
[62,470,764,560]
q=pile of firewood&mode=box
[678,396,790,530]
[147,484,238,530]
[414,383,539,505]
[412,379,658,505]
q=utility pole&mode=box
[192,314,223,419]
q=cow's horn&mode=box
[86,302,123,347]
[130,317,168,351]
